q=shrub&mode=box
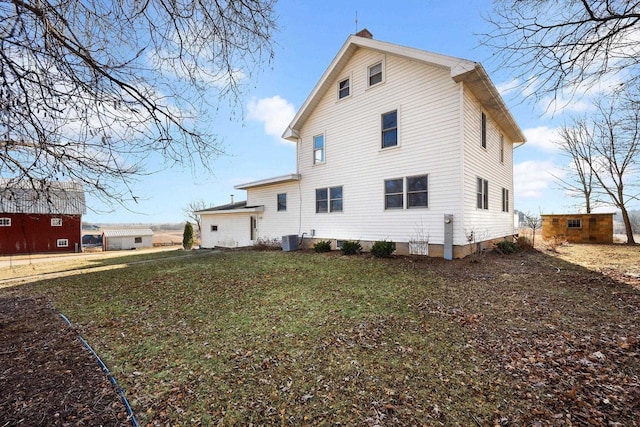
[371,240,396,258]
[340,240,362,255]
[313,240,332,253]
[182,221,194,250]
[495,240,518,254]
[253,237,282,251]
[517,235,534,250]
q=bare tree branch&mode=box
[483,0,640,105]
[0,0,277,208]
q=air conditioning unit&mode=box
[282,234,298,252]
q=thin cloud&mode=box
[247,96,296,144]
[522,126,561,153]
[514,159,563,198]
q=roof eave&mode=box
[234,173,301,190]
[196,206,265,215]
[452,65,526,144]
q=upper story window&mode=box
[313,134,325,164]
[0,218,10,226]
[381,110,398,149]
[51,218,62,226]
[368,62,383,87]
[384,178,403,209]
[481,112,487,149]
[502,188,509,212]
[338,78,350,99]
[277,193,287,211]
[407,175,428,208]
[499,134,505,163]
[477,177,489,210]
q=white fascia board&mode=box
[196,206,265,215]
[234,173,301,190]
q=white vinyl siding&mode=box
[462,88,515,242]
[247,181,301,241]
[295,49,462,244]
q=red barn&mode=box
[0,180,86,255]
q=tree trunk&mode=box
[620,207,636,244]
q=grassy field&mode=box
[3,247,639,425]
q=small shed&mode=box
[102,228,153,251]
[541,213,614,244]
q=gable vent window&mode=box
[338,78,350,99]
[368,62,383,86]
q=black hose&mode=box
[58,312,139,427]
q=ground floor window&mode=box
[385,175,428,209]
[567,219,582,228]
[477,178,489,210]
[57,239,69,248]
[134,237,142,243]
[316,186,343,213]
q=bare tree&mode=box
[587,96,640,244]
[0,0,277,206]
[523,212,541,247]
[554,119,601,213]
[484,1,640,103]
[183,199,212,238]
[557,95,639,243]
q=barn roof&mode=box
[0,179,86,215]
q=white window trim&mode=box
[337,73,352,100]
[51,218,62,226]
[313,133,325,165]
[0,217,11,227]
[57,238,69,248]
[380,107,400,151]
[367,57,386,88]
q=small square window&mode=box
[338,78,350,99]
[211,225,218,232]
[57,239,69,248]
[368,62,383,86]
[567,219,582,228]
[51,218,62,226]
[134,237,142,243]
[313,134,325,164]
[0,218,11,227]
[277,193,287,211]
[381,110,398,149]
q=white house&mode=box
[198,30,525,258]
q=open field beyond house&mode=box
[1,245,639,426]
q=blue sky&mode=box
[83,0,630,224]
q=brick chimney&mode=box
[355,28,373,39]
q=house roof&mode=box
[0,179,86,215]
[195,201,265,215]
[282,31,525,145]
[234,174,301,190]
[102,228,154,238]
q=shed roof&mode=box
[195,201,264,215]
[282,30,525,145]
[102,228,154,238]
[0,179,86,215]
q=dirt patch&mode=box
[0,297,130,426]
